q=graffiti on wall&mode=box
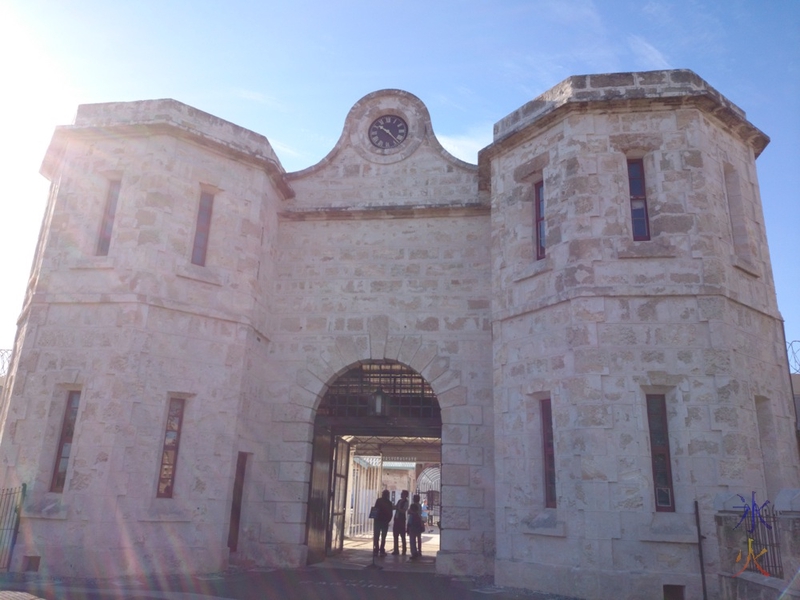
[732,492,771,577]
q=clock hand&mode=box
[378,125,401,144]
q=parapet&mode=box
[492,69,768,157]
[42,98,293,197]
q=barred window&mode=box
[646,395,675,511]
[51,391,81,493]
[191,191,214,266]
[541,398,556,508]
[96,180,121,256]
[628,159,651,241]
[319,362,439,420]
[534,180,546,260]
[156,398,186,498]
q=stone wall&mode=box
[231,89,496,574]
[0,88,498,578]
[1,71,796,595]
[0,105,287,576]
[486,71,798,600]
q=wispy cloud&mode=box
[437,125,494,164]
[269,138,303,159]
[495,0,623,94]
[639,1,726,59]
[534,0,605,29]
[232,88,288,111]
[627,35,672,70]
[431,86,480,114]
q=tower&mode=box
[485,71,799,599]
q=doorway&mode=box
[305,361,442,566]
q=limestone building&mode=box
[1,70,798,600]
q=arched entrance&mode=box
[306,360,442,565]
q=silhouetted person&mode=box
[407,494,425,559]
[372,490,393,556]
[391,489,410,555]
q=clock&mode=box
[368,115,408,149]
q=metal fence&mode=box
[348,456,383,539]
[789,340,800,374]
[0,349,11,379]
[0,484,26,571]
[746,505,783,579]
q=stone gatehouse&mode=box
[1,69,797,600]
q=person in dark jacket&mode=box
[407,494,425,559]
[372,490,393,556]
[391,490,410,555]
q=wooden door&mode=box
[328,437,350,555]
[306,425,332,564]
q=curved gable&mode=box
[285,89,480,213]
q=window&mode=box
[96,180,121,256]
[627,159,650,241]
[646,395,675,511]
[534,180,546,260]
[663,585,685,600]
[191,191,214,266]
[50,391,81,493]
[541,398,556,508]
[156,398,186,498]
[724,163,756,264]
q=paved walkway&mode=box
[1,568,583,600]
[0,534,583,600]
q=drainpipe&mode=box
[694,500,708,600]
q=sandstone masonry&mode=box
[0,70,797,600]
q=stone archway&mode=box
[305,360,442,564]
[291,323,493,577]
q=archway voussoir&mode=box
[296,367,326,398]
[317,338,347,377]
[422,356,450,384]
[306,355,333,385]
[409,342,439,373]
[384,335,403,360]
[429,369,462,397]
[397,335,423,365]
[272,402,314,424]
[368,315,390,358]
[290,385,321,410]
[436,385,468,409]
[335,335,368,366]
[409,341,438,373]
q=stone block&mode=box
[773,488,800,511]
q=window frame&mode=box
[534,180,546,260]
[50,391,81,493]
[96,180,121,256]
[646,394,675,512]
[156,397,186,498]
[541,398,557,508]
[191,191,215,266]
[627,159,651,241]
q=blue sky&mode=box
[1,0,798,358]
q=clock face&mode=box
[368,115,408,149]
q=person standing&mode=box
[407,493,425,559]
[372,490,393,557]
[391,490,410,555]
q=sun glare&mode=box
[0,6,79,349]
